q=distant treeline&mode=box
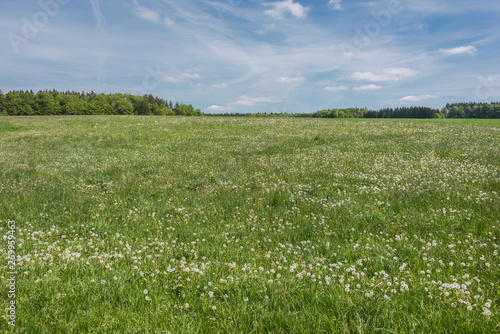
[0,90,202,116]
[207,103,500,119]
[309,103,500,119]
[205,107,442,119]
[2,89,500,119]
[444,102,500,119]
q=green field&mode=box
[1,116,499,333]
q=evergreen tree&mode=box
[0,90,4,114]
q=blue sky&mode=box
[1,0,500,113]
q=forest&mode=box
[1,90,499,118]
[0,90,202,116]
[210,105,500,119]
[312,105,499,119]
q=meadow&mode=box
[0,116,499,333]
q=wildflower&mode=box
[212,305,216,310]
[482,307,493,316]
[143,289,148,294]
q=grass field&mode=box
[1,116,499,333]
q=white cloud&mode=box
[276,76,304,83]
[207,95,281,110]
[211,83,228,88]
[132,0,160,23]
[207,105,232,111]
[164,17,175,27]
[329,0,342,10]
[439,45,477,56]
[399,95,438,102]
[162,72,201,83]
[352,68,418,82]
[256,24,276,35]
[89,0,105,30]
[234,95,281,106]
[353,85,383,91]
[324,86,348,91]
[264,0,309,19]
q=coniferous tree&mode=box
[0,89,5,115]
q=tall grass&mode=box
[1,116,499,333]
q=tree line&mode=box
[444,102,500,119]
[0,90,202,116]
[308,104,500,119]
[205,104,500,119]
[1,89,499,119]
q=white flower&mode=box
[184,303,189,308]
[143,289,148,294]
[482,307,493,316]
[212,305,216,310]
[467,306,473,311]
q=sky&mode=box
[1,0,500,113]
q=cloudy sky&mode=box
[1,0,500,113]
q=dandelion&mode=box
[143,289,148,294]
[482,308,493,316]
[212,305,216,311]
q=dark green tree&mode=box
[60,94,85,115]
[112,95,134,115]
[32,91,56,115]
[0,90,4,115]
